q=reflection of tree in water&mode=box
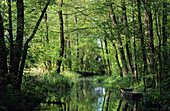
[115,99,144,111]
[102,89,121,111]
[39,79,148,111]
[101,89,144,111]
[65,79,105,111]
[38,79,163,111]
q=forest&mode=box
[0,0,169,110]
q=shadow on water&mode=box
[36,77,165,111]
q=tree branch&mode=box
[19,0,51,87]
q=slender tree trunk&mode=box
[80,48,85,71]
[121,0,134,75]
[100,38,106,68]
[44,13,51,71]
[110,5,128,76]
[143,1,153,67]
[0,10,8,75]
[68,35,72,70]
[19,1,50,90]
[10,0,24,78]
[116,33,128,76]
[45,13,49,43]
[56,0,65,73]
[107,30,123,77]
[63,14,68,71]
[104,36,112,76]
[65,15,72,70]
[154,3,162,94]
[148,1,155,76]
[137,0,147,91]
[131,0,138,81]
[154,9,161,89]
[162,1,168,93]
[74,15,79,71]
[7,0,14,72]
[143,0,155,88]
[162,1,168,76]
[111,40,123,77]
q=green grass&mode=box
[0,68,74,111]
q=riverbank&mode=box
[0,70,169,111]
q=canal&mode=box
[36,77,162,111]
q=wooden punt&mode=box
[120,88,134,92]
[120,88,143,101]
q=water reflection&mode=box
[38,78,147,111]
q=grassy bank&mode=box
[0,69,73,111]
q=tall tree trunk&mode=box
[110,5,128,76]
[10,0,24,77]
[143,1,153,69]
[104,36,112,76]
[121,0,134,75]
[154,8,161,89]
[45,13,49,43]
[143,0,155,88]
[106,30,123,77]
[44,13,51,71]
[131,0,138,81]
[63,14,68,71]
[162,1,168,93]
[162,1,168,75]
[111,41,123,77]
[0,10,8,75]
[80,48,85,71]
[100,38,106,68]
[64,14,72,70]
[137,0,147,91]
[68,35,72,70]
[56,0,65,73]
[19,1,50,90]
[7,0,14,72]
[74,15,79,71]
[154,1,162,94]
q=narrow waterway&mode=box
[36,77,161,111]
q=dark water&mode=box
[36,78,162,111]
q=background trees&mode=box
[0,0,50,90]
[0,0,169,93]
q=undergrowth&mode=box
[0,70,72,111]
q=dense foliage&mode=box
[0,0,169,110]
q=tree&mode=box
[56,0,65,73]
[0,0,51,90]
[110,4,128,77]
[162,0,168,94]
[10,0,24,78]
[143,0,155,80]
[7,0,14,72]
[131,0,138,80]
[0,9,8,75]
[121,0,134,75]
[137,0,147,91]
[19,0,51,89]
